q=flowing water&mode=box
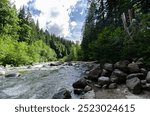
[0,62,88,99]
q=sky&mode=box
[10,0,88,41]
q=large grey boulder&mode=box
[103,63,113,72]
[126,77,142,94]
[127,73,145,80]
[98,76,110,86]
[114,60,129,73]
[146,71,150,83]
[72,78,87,89]
[52,88,71,99]
[128,63,140,73]
[88,66,102,81]
[110,69,127,84]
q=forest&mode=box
[81,0,150,64]
[0,0,80,66]
[0,0,150,67]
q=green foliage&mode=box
[81,0,150,63]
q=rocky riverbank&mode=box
[72,58,150,99]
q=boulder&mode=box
[103,63,113,72]
[114,60,129,73]
[101,69,111,77]
[98,76,110,86]
[146,71,150,83]
[128,63,140,73]
[110,69,127,84]
[88,66,102,81]
[5,73,20,78]
[74,88,83,95]
[109,83,117,89]
[126,73,145,80]
[84,85,92,92]
[72,78,87,89]
[52,88,71,99]
[126,77,142,94]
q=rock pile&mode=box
[72,59,150,97]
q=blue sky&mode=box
[10,0,88,41]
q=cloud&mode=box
[10,0,87,41]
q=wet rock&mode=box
[109,83,117,89]
[81,90,95,99]
[5,73,20,78]
[52,88,71,99]
[72,78,87,89]
[103,63,113,72]
[102,84,108,89]
[114,60,129,73]
[98,76,110,86]
[101,69,111,77]
[128,63,140,73]
[88,66,102,81]
[84,85,92,92]
[110,69,127,84]
[126,77,142,94]
[146,71,150,83]
[74,88,83,95]
[127,73,145,80]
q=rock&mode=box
[72,78,87,89]
[94,84,102,88]
[140,68,148,76]
[103,63,113,72]
[81,90,95,99]
[52,88,71,99]
[101,69,111,77]
[146,71,150,83]
[141,80,146,85]
[102,84,108,89]
[88,66,102,81]
[128,63,140,73]
[136,61,144,68]
[110,69,127,84]
[5,73,20,78]
[98,76,110,86]
[109,83,117,89]
[84,85,92,92]
[74,88,83,95]
[126,77,142,94]
[114,60,129,73]
[126,73,145,80]
[0,70,5,76]
[146,83,150,91]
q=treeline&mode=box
[81,0,150,63]
[0,0,79,66]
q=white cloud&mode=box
[10,0,87,40]
[10,0,30,9]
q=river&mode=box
[0,62,88,99]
